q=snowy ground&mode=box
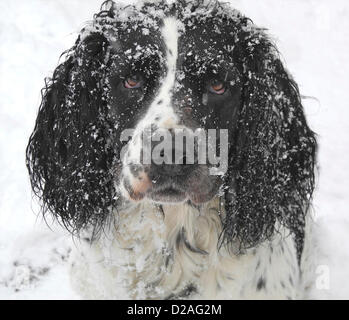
[0,0,348,299]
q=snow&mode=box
[1,0,349,299]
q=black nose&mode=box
[151,154,195,177]
[149,137,197,177]
[145,128,200,177]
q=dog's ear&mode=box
[223,19,317,258]
[26,32,117,235]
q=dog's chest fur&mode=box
[69,197,301,299]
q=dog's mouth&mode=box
[149,185,188,203]
[147,177,187,203]
[122,166,222,205]
[148,183,219,205]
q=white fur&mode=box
[69,197,310,299]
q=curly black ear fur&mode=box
[222,18,317,258]
[26,31,117,235]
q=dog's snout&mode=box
[150,135,197,177]
[152,162,192,177]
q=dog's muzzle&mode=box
[119,128,221,204]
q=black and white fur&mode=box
[26,0,317,299]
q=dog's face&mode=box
[106,10,242,204]
[26,0,316,254]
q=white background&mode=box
[0,0,348,299]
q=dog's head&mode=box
[26,0,316,253]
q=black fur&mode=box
[26,31,117,235]
[221,16,317,259]
[26,0,316,259]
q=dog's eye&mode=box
[124,75,143,89]
[209,80,225,95]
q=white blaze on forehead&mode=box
[140,17,179,128]
[159,17,178,103]
[124,17,180,165]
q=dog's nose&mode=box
[146,128,199,177]
[152,153,195,177]
[150,138,197,177]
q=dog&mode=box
[26,0,317,299]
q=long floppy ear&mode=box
[26,32,117,235]
[223,19,317,259]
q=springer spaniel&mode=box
[26,0,317,299]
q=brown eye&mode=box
[124,76,143,89]
[209,80,225,94]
